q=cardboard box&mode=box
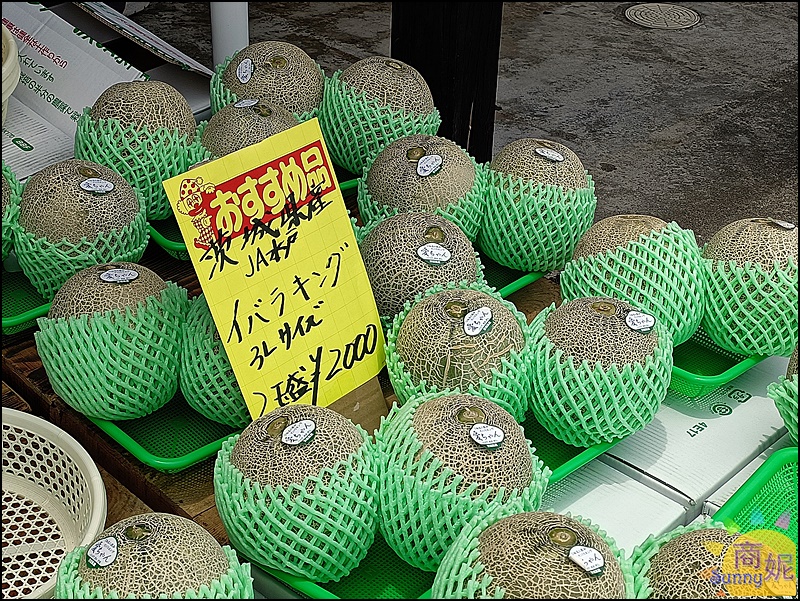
[601,355,789,525]
[541,458,688,557]
[1,1,211,180]
[702,433,794,518]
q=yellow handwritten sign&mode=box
[163,118,385,419]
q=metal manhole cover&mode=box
[625,3,700,29]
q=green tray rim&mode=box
[240,435,621,599]
[670,349,768,395]
[714,446,798,524]
[1,292,51,327]
[86,414,231,473]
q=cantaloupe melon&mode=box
[474,512,626,598]
[340,56,434,115]
[75,513,230,598]
[490,138,588,191]
[90,80,196,139]
[365,134,475,213]
[47,262,166,320]
[201,99,297,157]
[572,214,669,260]
[1,169,9,215]
[788,345,798,379]
[221,41,324,115]
[395,288,525,391]
[359,212,480,319]
[230,404,365,490]
[703,217,798,271]
[18,159,140,245]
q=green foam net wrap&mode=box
[319,71,442,176]
[2,160,22,262]
[528,304,673,447]
[375,392,551,572]
[629,518,735,600]
[561,222,705,346]
[356,152,489,242]
[12,206,149,302]
[701,257,798,357]
[214,431,380,583]
[385,281,534,423]
[769,375,798,445]
[74,108,210,221]
[431,505,642,599]
[181,294,251,430]
[54,544,253,599]
[34,283,188,420]
[477,169,597,272]
[209,54,322,123]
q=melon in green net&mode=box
[477,137,597,272]
[2,160,21,263]
[357,134,485,240]
[386,282,533,421]
[55,512,252,598]
[768,345,799,445]
[631,520,790,599]
[340,56,434,115]
[34,263,186,420]
[701,217,798,357]
[358,212,483,323]
[219,41,325,116]
[200,98,298,158]
[214,404,379,583]
[529,296,673,447]
[432,508,635,599]
[376,391,550,571]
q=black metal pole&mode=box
[391,2,504,163]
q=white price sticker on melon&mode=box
[625,310,656,334]
[772,219,796,230]
[281,419,316,446]
[80,178,115,194]
[469,423,505,449]
[416,154,443,177]
[234,98,260,108]
[569,545,605,576]
[236,58,254,84]
[535,147,565,162]
[417,243,451,265]
[87,536,118,568]
[100,269,139,284]
[463,307,493,336]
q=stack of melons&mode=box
[478,137,597,273]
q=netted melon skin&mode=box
[13,202,149,302]
[358,212,486,322]
[55,543,253,599]
[375,391,550,572]
[199,101,298,158]
[561,222,705,346]
[181,295,251,429]
[385,281,534,422]
[357,139,488,242]
[319,70,442,176]
[214,430,379,583]
[34,283,188,420]
[432,506,640,599]
[211,52,325,120]
[700,257,798,357]
[75,107,209,221]
[478,168,597,272]
[768,374,798,445]
[628,519,776,599]
[528,302,673,447]
[703,218,798,272]
[1,160,21,263]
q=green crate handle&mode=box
[714,447,798,524]
[2,298,50,328]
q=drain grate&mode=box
[625,3,700,30]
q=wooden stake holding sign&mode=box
[163,119,386,421]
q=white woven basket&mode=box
[2,408,107,599]
[2,23,22,125]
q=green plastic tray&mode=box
[2,268,51,335]
[715,447,798,548]
[670,327,768,398]
[87,391,239,473]
[241,409,619,599]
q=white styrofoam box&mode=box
[601,355,789,524]
[542,458,688,558]
[702,433,794,518]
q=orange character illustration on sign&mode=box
[176,176,217,250]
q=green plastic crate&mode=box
[87,391,239,473]
[670,327,767,398]
[1,268,51,335]
[715,447,798,549]
[240,409,619,599]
